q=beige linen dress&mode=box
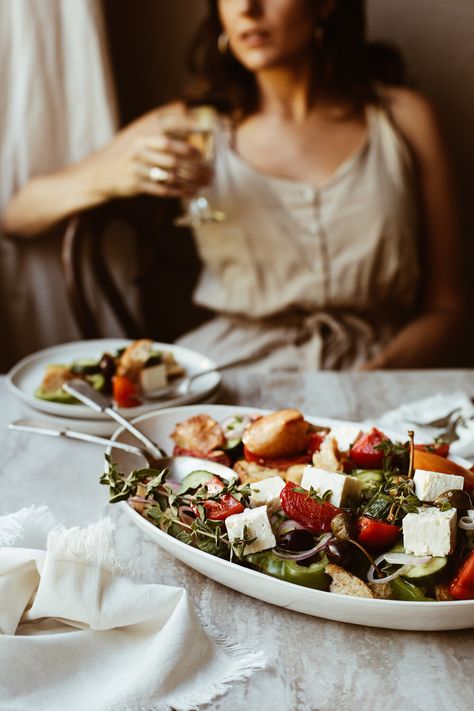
[177,105,420,370]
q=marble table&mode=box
[2,370,473,711]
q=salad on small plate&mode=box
[7,339,221,421]
[35,338,185,407]
[102,405,474,628]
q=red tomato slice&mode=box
[449,551,474,600]
[200,494,244,521]
[414,442,450,458]
[243,445,311,469]
[280,481,341,532]
[112,375,140,408]
[349,427,390,468]
[172,445,231,467]
[356,515,400,551]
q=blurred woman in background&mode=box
[3,0,465,369]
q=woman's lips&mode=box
[239,30,270,47]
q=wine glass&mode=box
[161,106,225,228]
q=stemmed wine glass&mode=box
[161,106,225,228]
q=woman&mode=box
[3,0,465,369]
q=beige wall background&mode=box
[103,0,473,256]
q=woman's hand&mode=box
[96,132,212,201]
[2,104,213,237]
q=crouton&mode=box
[325,564,375,598]
[242,409,311,459]
[312,436,343,472]
[171,414,226,453]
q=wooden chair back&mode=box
[61,197,212,341]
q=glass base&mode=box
[174,210,226,228]
[174,196,226,228]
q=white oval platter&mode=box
[109,404,474,631]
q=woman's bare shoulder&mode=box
[382,86,443,157]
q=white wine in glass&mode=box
[163,107,225,228]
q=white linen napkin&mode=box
[374,391,474,460]
[0,506,265,711]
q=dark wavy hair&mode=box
[184,0,406,116]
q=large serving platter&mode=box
[6,339,221,421]
[110,404,474,631]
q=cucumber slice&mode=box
[85,373,105,392]
[178,470,217,494]
[353,470,384,485]
[402,556,448,584]
[70,358,101,375]
[34,387,77,404]
[35,373,105,404]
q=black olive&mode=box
[99,353,117,392]
[277,529,315,552]
[326,537,352,566]
[434,489,472,512]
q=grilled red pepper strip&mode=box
[280,481,341,533]
[449,551,474,600]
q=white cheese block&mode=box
[139,363,167,393]
[225,507,276,555]
[328,424,362,452]
[413,469,464,502]
[249,476,285,507]
[301,465,363,507]
[403,506,457,556]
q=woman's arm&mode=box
[2,105,206,238]
[363,88,466,369]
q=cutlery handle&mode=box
[63,380,166,459]
[8,420,147,458]
[104,406,167,459]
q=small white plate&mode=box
[6,339,221,421]
[109,404,474,631]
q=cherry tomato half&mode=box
[280,481,341,533]
[349,427,390,469]
[112,375,140,408]
[200,494,244,521]
[356,515,400,551]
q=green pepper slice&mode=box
[245,551,330,590]
[390,576,434,602]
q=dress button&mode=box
[300,186,315,202]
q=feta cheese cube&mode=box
[301,466,363,507]
[249,476,285,507]
[139,363,167,393]
[328,424,362,452]
[403,507,457,556]
[225,507,276,555]
[413,469,464,502]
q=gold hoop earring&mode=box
[218,31,230,55]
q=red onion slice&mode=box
[458,515,474,530]
[384,553,432,566]
[367,552,431,584]
[178,505,197,526]
[278,519,308,536]
[274,532,332,561]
